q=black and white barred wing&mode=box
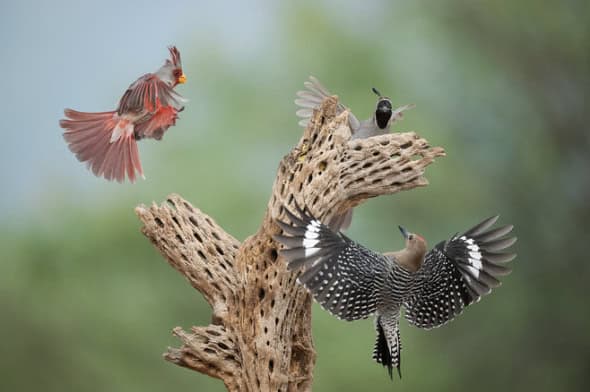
[275,206,388,321]
[404,216,516,329]
[295,76,360,130]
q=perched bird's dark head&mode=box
[372,87,393,129]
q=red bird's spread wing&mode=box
[117,74,185,116]
[134,106,179,140]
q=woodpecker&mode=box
[294,76,415,230]
[274,204,516,380]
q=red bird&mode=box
[60,46,187,183]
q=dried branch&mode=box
[136,96,445,391]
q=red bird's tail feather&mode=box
[60,109,144,183]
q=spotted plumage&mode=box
[274,205,516,380]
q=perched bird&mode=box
[274,204,516,380]
[60,46,187,183]
[294,76,415,139]
[295,76,415,229]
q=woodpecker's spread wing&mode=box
[118,74,185,116]
[275,205,388,321]
[404,216,516,329]
[295,76,360,130]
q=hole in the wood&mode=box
[198,250,206,259]
[372,150,380,156]
[270,248,278,262]
[319,160,327,171]
[206,329,221,336]
[212,282,221,292]
[275,317,279,325]
[380,139,390,146]
[205,268,213,279]
[371,178,382,184]
[271,299,275,308]
[193,231,202,242]
[217,342,229,350]
[183,202,194,212]
[353,144,362,151]
[225,355,236,362]
[180,253,189,262]
[172,216,180,228]
[266,340,270,346]
[259,288,266,300]
[269,359,274,373]
[260,308,265,317]
[390,152,401,159]
[175,234,184,245]
[204,348,216,354]
[400,141,413,149]
[212,231,221,241]
[307,173,313,184]
[402,166,413,173]
[362,162,373,169]
[215,245,225,255]
[154,217,164,228]
[264,326,268,334]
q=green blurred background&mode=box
[1,1,588,391]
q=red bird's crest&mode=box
[168,46,182,67]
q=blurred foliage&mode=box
[1,1,589,391]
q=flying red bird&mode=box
[60,46,187,183]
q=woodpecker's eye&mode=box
[408,234,414,240]
[173,69,182,78]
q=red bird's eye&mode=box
[173,69,182,78]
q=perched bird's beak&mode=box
[398,226,409,239]
[178,74,187,84]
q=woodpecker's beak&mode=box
[372,87,382,97]
[398,226,409,239]
[178,74,187,84]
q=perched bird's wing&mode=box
[274,205,388,321]
[389,103,416,125]
[117,74,186,116]
[404,216,516,329]
[295,76,360,131]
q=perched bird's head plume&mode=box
[372,87,393,129]
[156,46,186,87]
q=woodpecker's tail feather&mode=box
[373,316,401,379]
[60,109,144,183]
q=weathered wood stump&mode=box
[135,97,445,391]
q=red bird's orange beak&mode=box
[177,73,187,84]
